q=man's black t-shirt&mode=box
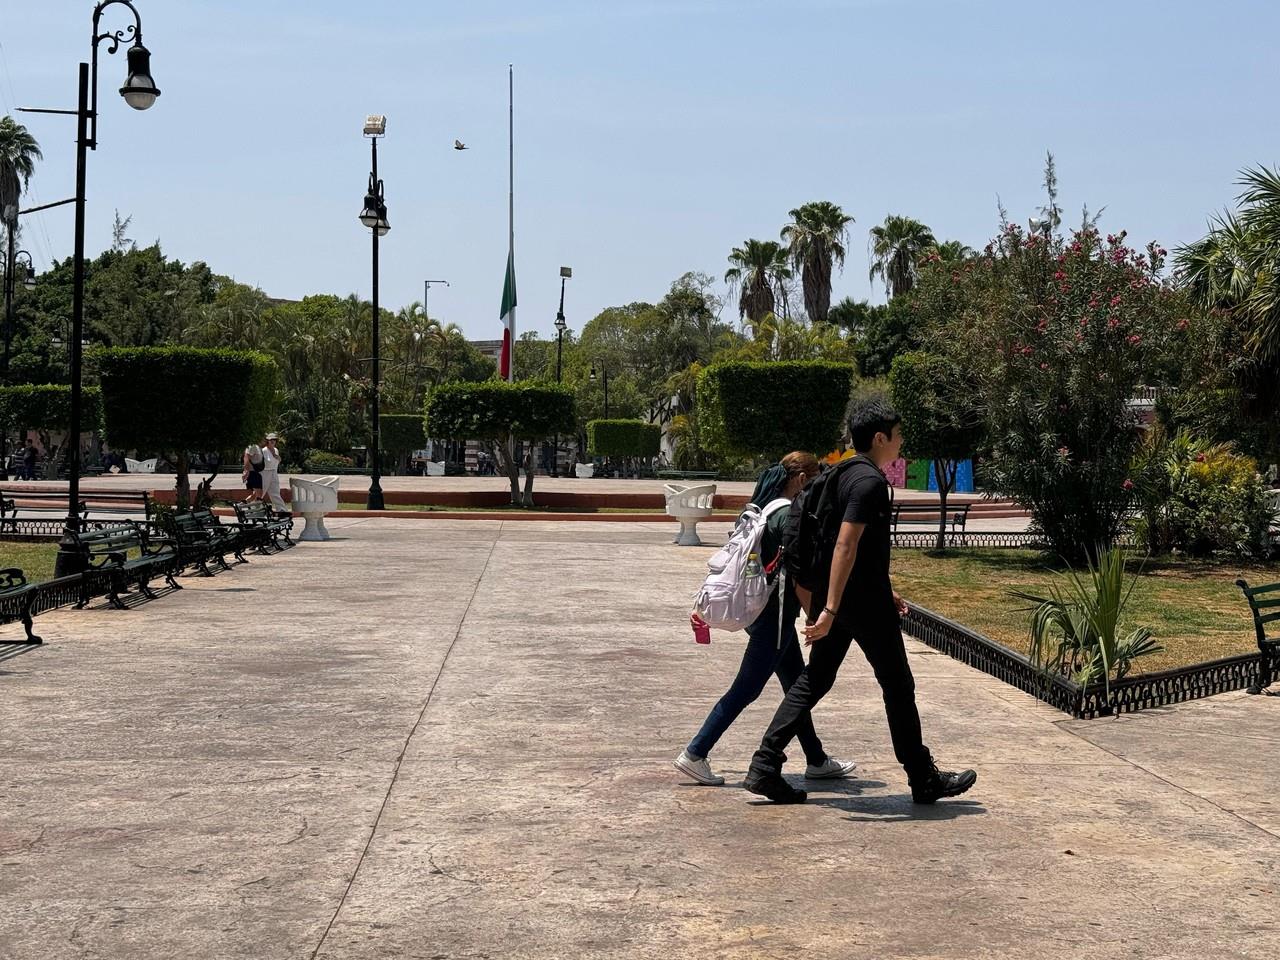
[833,456,894,623]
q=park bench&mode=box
[0,568,40,644]
[658,469,718,482]
[233,499,295,551]
[1236,578,1280,695]
[70,521,176,610]
[125,457,159,474]
[159,509,249,575]
[80,490,153,517]
[0,488,88,520]
[664,482,716,546]
[892,502,971,544]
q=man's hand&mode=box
[893,590,908,617]
[803,610,835,645]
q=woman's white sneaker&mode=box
[805,756,857,779]
[674,750,725,785]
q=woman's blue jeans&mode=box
[687,611,826,765]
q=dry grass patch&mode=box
[891,548,1276,674]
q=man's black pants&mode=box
[748,615,933,782]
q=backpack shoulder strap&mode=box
[761,497,792,519]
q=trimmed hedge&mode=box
[0,384,103,432]
[380,414,426,453]
[587,419,661,458]
[425,380,575,441]
[697,360,854,460]
[96,346,278,452]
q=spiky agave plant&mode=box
[1011,547,1162,703]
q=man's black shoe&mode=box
[910,766,977,804]
[744,774,807,804]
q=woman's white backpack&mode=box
[692,498,791,631]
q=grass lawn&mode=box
[891,548,1276,674]
[0,543,61,583]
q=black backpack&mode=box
[779,455,880,590]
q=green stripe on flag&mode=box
[500,250,517,318]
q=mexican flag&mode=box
[499,250,516,381]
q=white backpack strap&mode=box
[761,497,792,519]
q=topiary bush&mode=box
[697,360,854,461]
[96,347,278,506]
[425,380,575,504]
[381,413,428,475]
[586,419,661,459]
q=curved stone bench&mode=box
[574,462,594,479]
[663,482,716,546]
[125,457,158,474]
[289,475,339,541]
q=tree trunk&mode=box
[176,450,191,511]
[521,444,536,507]
[934,459,955,551]
[494,436,520,504]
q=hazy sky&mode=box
[3,0,1278,341]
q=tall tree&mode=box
[868,215,937,298]
[0,115,41,228]
[930,239,976,264]
[781,200,854,323]
[725,239,790,328]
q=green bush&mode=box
[380,414,426,453]
[303,449,355,471]
[697,360,854,460]
[0,384,103,431]
[96,346,278,505]
[587,419,661,458]
[1131,431,1274,558]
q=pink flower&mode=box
[1110,295,1122,308]
[1053,270,1066,281]
[1057,447,1070,457]
[1123,479,1134,491]
[1040,362,1049,370]
[1177,319,1189,331]
[1127,334,1142,346]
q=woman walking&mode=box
[675,451,857,786]
[242,443,265,501]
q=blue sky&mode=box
[3,0,1278,340]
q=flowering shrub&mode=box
[918,226,1188,561]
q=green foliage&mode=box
[782,201,854,323]
[697,360,854,460]
[1130,430,1274,559]
[96,346,277,451]
[869,215,937,298]
[1011,547,1163,699]
[380,414,426,453]
[0,384,102,431]
[586,419,661,458]
[425,381,575,442]
[303,449,355,471]
[929,226,1187,562]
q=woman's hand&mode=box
[893,590,908,617]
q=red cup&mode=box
[691,613,711,645]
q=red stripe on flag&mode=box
[499,328,512,380]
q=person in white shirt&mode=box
[261,433,287,512]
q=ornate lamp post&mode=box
[589,360,610,419]
[359,115,390,510]
[2,247,36,373]
[551,266,571,477]
[19,0,159,577]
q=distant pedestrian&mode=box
[21,441,38,482]
[261,433,287,512]
[675,451,858,787]
[243,443,265,501]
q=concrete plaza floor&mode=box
[1,518,1276,959]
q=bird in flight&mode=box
[454,139,468,150]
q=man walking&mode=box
[261,433,287,513]
[744,399,977,805]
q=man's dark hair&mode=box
[847,399,902,453]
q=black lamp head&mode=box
[119,42,160,111]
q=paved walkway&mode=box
[1,520,1275,958]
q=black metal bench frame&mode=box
[892,502,972,544]
[70,521,177,610]
[1236,578,1280,694]
[232,500,295,551]
[0,568,40,644]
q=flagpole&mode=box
[507,63,515,383]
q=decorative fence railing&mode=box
[903,602,1276,720]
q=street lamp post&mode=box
[2,245,36,374]
[19,0,160,578]
[552,266,571,478]
[589,361,610,419]
[359,115,390,511]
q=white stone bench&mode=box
[425,461,445,476]
[664,482,716,546]
[125,457,158,474]
[574,462,594,479]
[288,475,339,541]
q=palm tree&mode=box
[0,116,41,251]
[868,215,937,298]
[931,239,976,264]
[781,200,854,323]
[725,238,790,328]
